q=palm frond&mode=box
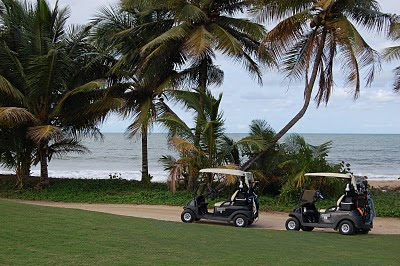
[383,46,400,62]
[177,3,207,23]
[0,107,37,127]
[0,75,25,102]
[27,125,64,143]
[184,26,214,60]
[141,22,192,54]
[393,66,400,92]
[169,137,199,153]
[48,137,90,161]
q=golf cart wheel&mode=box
[338,220,355,235]
[301,226,314,232]
[181,210,195,223]
[285,218,300,231]
[233,215,249,227]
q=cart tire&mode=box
[233,215,248,227]
[338,220,355,235]
[181,210,195,223]
[285,218,300,231]
[301,226,314,232]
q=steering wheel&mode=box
[315,190,324,201]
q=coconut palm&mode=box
[92,5,188,183]
[0,0,118,188]
[122,0,275,148]
[160,89,264,192]
[122,0,273,86]
[243,0,390,170]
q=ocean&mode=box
[1,133,399,181]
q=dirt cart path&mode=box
[7,199,400,235]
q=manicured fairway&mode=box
[1,200,399,265]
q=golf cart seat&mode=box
[214,190,240,207]
[320,194,345,213]
[301,190,316,204]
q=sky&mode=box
[47,0,400,134]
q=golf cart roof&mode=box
[200,168,246,176]
[305,173,352,179]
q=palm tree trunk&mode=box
[141,127,149,183]
[36,141,49,189]
[194,59,208,147]
[242,29,328,171]
[199,59,208,90]
[15,161,30,190]
[15,166,24,190]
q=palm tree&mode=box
[0,0,117,188]
[242,0,390,170]
[383,19,400,92]
[0,125,34,189]
[159,89,226,190]
[92,5,187,183]
[122,0,275,147]
[122,0,273,86]
[160,89,263,192]
[278,134,338,202]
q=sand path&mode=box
[5,199,400,235]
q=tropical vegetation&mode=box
[384,17,400,92]
[0,0,118,189]
[0,0,397,202]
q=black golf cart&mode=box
[285,173,375,235]
[181,168,259,227]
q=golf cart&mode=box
[181,168,259,227]
[285,173,375,235]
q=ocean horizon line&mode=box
[100,132,400,135]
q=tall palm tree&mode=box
[123,0,273,86]
[0,0,118,188]
[92,5,187,183]
[243,0,390,170]
[122,0,275,147]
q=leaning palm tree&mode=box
[0,0,118,188]
[243,0,391,170]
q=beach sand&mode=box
[369,180,400,190]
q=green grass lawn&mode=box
[1,200,399,265]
